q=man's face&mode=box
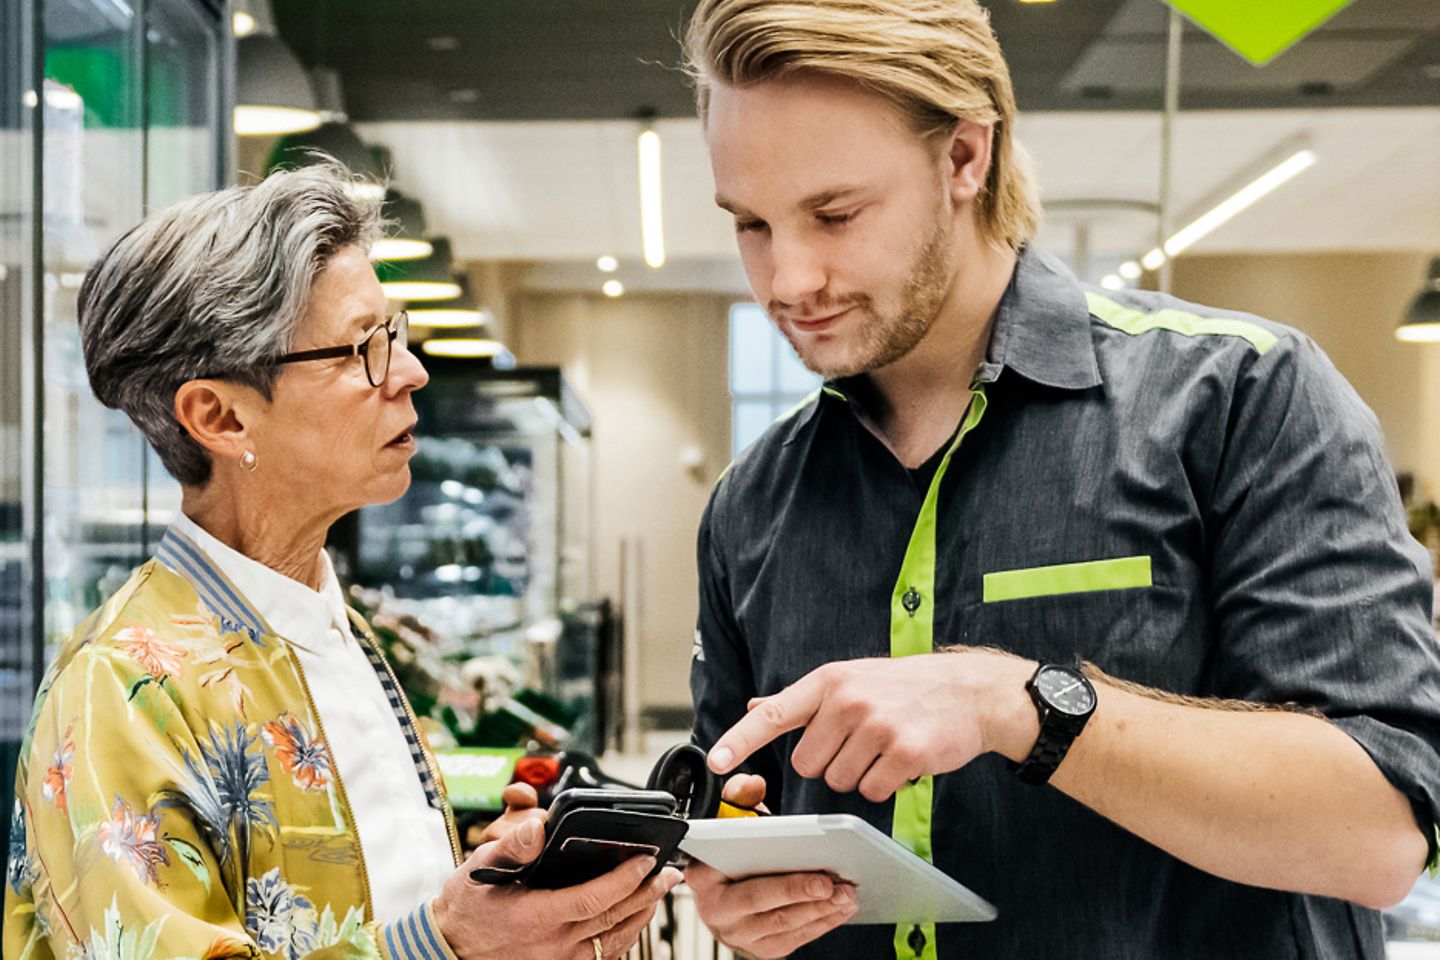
[706,74,961,379]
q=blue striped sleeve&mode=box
[381,902,455,960]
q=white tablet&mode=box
[679,814,997,925]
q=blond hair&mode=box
[683,0,1041,251]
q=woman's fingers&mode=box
[572,867,681,941]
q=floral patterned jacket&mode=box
[4,530,462,960]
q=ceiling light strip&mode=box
[638,129,666,269]
[1140,144,1316,273]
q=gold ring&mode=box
[591,936,603,960]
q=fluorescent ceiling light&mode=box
[422,338,507,358]
[1394,323,1440,343]
[1117,260,1142,281]
[1100,274,1125,291]
[234,34,323,137]
[408,308,490,329]
[233,105,323,136]
[345,182,386,201]
[372,237,433,261]
[382,280,463,302]
[409,280,491,329]
[638,129,665,268]
[372,192,432,262]
[596,255,618,273]
[1396,258,1440,344]
[1140,147,1317,271]
[603,279,625,298]
[376,238,462,301]
[24,85,83,111]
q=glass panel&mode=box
[728,302,774,396]
[143,0,221,529]
[145,0,219,208]
[42,0,148,646]
[732,400,775,456]
[776,336,821,395]
[1,0,39,852]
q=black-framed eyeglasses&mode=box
[273,310,410,388]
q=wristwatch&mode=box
[1014,660,1096,785]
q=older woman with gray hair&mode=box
[2,162,676,960]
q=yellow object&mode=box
[717,801,760,819]
[3,532,461,960]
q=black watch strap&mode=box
[1014,716,1081,785]
[1014,661,1094,785]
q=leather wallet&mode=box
[470,788,690,889]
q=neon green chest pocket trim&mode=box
[983,555,1152,603]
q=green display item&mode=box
[1164,0,1353,66]
[982,556,1153,604]
[514,687,579,728]
[46,46,130,128]
[433,747,525,811]
[451,689,576,750]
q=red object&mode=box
[512,755,560,790]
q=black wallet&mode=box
[469,788,690,889]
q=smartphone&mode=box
[470,788,688,889]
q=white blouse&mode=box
[168,513,456,922]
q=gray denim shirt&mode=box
[691,249,1440,959]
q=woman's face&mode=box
[246,244,428,515]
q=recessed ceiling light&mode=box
[596,255,618,273]
[602,279,625,298]
[427,36,460,52]
[422,338,506,358]
[233,10,256,36]
[448,89,480,104]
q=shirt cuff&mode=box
[380,901,458,960]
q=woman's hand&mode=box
[685,774,856,957]
[473,782,547,846]
[433,816,682,960]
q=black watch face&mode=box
[1036,666,1096,717]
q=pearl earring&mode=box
[240,451,258,472]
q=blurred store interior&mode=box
[3,0,1440,951]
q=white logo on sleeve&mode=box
[691,629,705,662]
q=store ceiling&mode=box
[354,107,1440,276]
[274,0,1440,121]
[264,0,1440,277]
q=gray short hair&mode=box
[78,161,383,486]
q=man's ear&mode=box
[174,379,259,465]
[943,118,995,207]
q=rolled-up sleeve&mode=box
[1206,332,1440,858]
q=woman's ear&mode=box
[174,379,258,465]
[944,118,995,207]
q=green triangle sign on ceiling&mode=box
[1163,0,1355,67]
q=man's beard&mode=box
[772,211,954,380]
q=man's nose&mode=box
[768,234,827,307]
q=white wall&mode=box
[510,291,733,714]
[1172,251,1438,497]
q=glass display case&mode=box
[0,0,228,858]
[41,0,227,646]
[332,362,602,754]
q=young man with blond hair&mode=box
[681,1,1440,957]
